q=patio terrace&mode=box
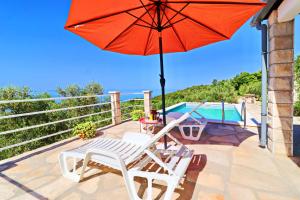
[1,120,300,200]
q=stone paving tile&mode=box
[0,183,16,199]
[1,121,300,200]
[197,172,225,192]
[256,191,299,200]
[227,183,257,200]
[232,152,281,177]
[60,192,82,200]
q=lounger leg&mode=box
[127,172,143,200]
[59,153,68,175]
[179,126,189,140]
[78,154,91,181]
[163,182,177,200]
[59,153,81,182]
[146,178,153,200]
[73,157,77,173]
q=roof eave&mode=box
[251,0,283,26]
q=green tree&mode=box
[231,71,261,92]
[238,81,262,98]
[295,56,300,96]
[0,82,109,160]
[294,55,300,116]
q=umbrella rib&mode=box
[126,11,156,28]
[161,7,187,52]
[161,3,189,28]
[135,23,157,29]
[160,2,168,26]
[143,11,157,55]
[139,0,158,26]
[163,4,229,39]
[163,17,187,29]
[104,5,156,50]
[65,4,154,28]
[150,0,265,6]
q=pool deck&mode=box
[1,117,300,200]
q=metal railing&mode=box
[0,92,144,154]
[221,101,225,125]
[241,101,247,128]
[221,100,246,127]
[120,95,144,120]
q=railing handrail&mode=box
[119,98,143,103]
[118,92,143,95]
[0,110,111,136]
[0,102,111,120]
[0,94,111,104]
[0,117,112,152]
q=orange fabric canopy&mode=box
[65,0,265,55]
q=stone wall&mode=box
[267,10,294,156]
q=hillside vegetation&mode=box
[152,71,262,109]
[153,55,300,116]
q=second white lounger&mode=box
[166,104,208,141]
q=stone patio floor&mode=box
[1,120,300,200]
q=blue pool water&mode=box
[167,103,242,121]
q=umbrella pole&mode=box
[156,1,167,149]
[159,34,168,149]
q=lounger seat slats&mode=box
[64,138,143,168]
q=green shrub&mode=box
[294,101,300,116]
[238,81,261,98]
[130,110,144,121]
[72,122,97,139]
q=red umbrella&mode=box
[65,0,265,146]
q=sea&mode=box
[30,89,176,101]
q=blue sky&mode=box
[0,1,299,93]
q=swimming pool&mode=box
[166,103,242,122]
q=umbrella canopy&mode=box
[65,0,265,147]
[65,0,265,55]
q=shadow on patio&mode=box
[163,124,257,147]
[292,124,300,167]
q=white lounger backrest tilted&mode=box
[124,112,190,165]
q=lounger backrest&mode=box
[144,104,203,148]
[125,113,191,164]
[126,106,204,163]
[143,112,190,148]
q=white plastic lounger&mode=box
[59,113,193,200]
[166,104,208,141]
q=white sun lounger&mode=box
[59,113,193,200]
[166,104,208,141]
